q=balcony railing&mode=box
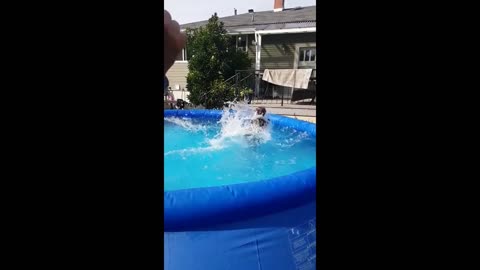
[231,69,316,106]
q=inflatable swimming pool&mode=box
[164,109,316,270]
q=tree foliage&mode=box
[186,14,251,109]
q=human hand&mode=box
[164,10,186,75]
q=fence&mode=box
[232,69,316,106]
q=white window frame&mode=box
[293,43,316,69]
[299,47,316,63]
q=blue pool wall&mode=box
[165,201,316,270]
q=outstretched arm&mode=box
[164,10,186,75]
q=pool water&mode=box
[164,115,316,191]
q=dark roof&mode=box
[181,6,316,32]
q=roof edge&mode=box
[180,5,316,28]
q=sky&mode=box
[165,0,316,24]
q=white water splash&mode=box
[208,102,271,149]
[163,117,208,133]
[164,145,222,157]
[164,102,272,157]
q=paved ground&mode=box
[247,103,316,123]
[247,103,316,117]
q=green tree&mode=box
[186,14,251,109]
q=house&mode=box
[166,0,316,103]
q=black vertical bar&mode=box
[291,69,296,105]
[235,71,239,97]
[281,85,284,106]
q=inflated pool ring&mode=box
[164,109,315,230]
[164,109,316,270]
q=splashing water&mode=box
[208,102,272,149]
[164,102,271,155]
[164,117,209,133]
[164,103,316,191]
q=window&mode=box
[175,48,188,62]
[236,35,248,52]
[299,47,316,63]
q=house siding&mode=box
[260,33,316,70]
[166,62,189,90]
[166,33,316,90]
